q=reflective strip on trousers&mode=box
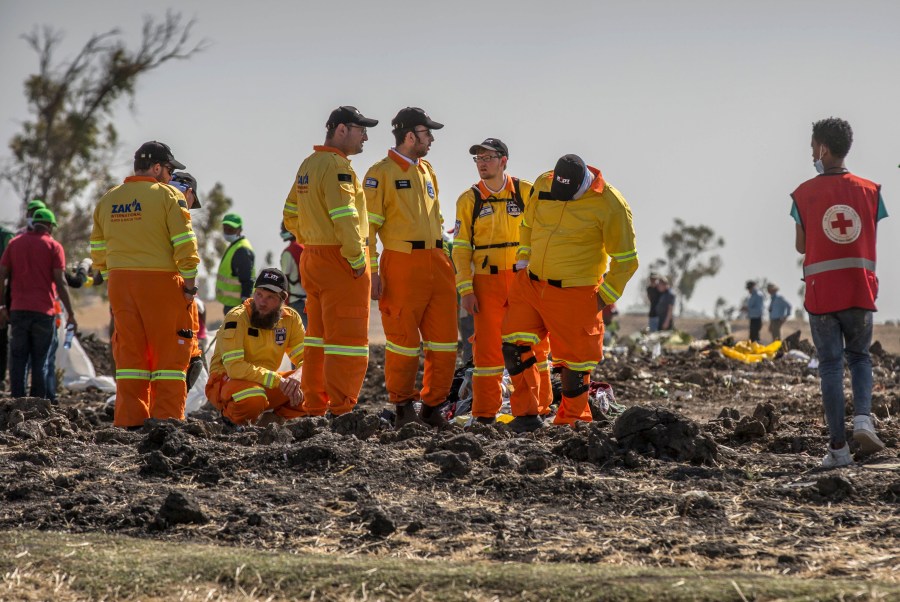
[116,369,151,380]
[554,359,597,372]
[233,386,266,401]
[304,337,324,348]
[386,341,420,357]
[151,370,186,381]
[423,341,457,353]
[325,344,369,357]
[803,257,876,277]
[502,332,541,346]
[473,366,504,377]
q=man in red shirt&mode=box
[0,209,77,399]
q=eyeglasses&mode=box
[161,163,175,173]
[413,128,432,136]
[346,124,367,134]
[473,155,500,163]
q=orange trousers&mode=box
[470,271,552,418]
[108,270,193,427]
[205,369,306,425]
[299,246,371,416]
[379,248,457,407]
[501,271,604,424]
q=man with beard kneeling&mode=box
[206,268,306,426]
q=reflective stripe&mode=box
[329,205,359,220]
[457,280,474,296]
[116,369,151,380]
[180,268,198,279]
[284,202,298,216]
[369,256,379,270]
[599,281,621,302]
[232,386,266,402]
[90,240,107,250]
[386,341,420,357]
[222,349,245,363]
[218,275,241,286]
[101,269,110,278]
[170,231,197,247]
[325,344,369,357]
[502,332,541,346]
[609,248,638,262]
[473,366,504,377]
[288,344,304,360]
[423,341,457,353]
[151,370,186,381]
[305,337,324,348]
[554,359,597,372]
[518,245,531,254]
[216,238,256,306]
[349,252,366,270]
[536,360,550,372]
[453,240,473,250]
[803,257,876,277]
[368,212,386,227]
[262,371,278,389]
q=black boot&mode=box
[420,403,448,428]
[474,416,496,425]
[394,402,423,428]
[508,415,544,434]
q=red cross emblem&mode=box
[830,212,854,235]
[821,205,861,244]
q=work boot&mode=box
[474,416,496,425]
[852,415,886,454]
[420,403,448,428]
[394,402,423,428]
[508,415,544,434]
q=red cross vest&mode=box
[791,173,880,314]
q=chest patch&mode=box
[395,180,411,189]
[506,200,522,216]
[275,327,287,345]
[426,181,435,199]
[478,204,494,218]
[822,204,861,244]
[365,177,378,188]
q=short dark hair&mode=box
[393,128,413,147]
[812,117,853,158]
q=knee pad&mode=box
[560,367,590,398]
[502,342,537,376]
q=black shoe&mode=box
[420,403,448,428]
[394,402,423,428]
[474,416,496,425]
[508,415,544,434]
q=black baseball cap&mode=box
[326,106,379,128]
[391,107,444,131]
[255,268,288,295]
[170,172,200,207]
[469,138,508,158]
[135,141,185,170]
[550,154,587,201]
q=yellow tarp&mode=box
[721,340,782,363]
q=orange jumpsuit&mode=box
[365,149,457,407]
[91,176,200,427]
[501,167,638,424]
[452,176,551,418]
[205,300,306,425]
[283,146,370,416]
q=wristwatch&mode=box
[182,285,199,295]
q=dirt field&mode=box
[1,322,899,597]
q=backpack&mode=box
[469,177,524,249]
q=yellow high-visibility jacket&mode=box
[519,167,639,303]
[90,176,199,278]
[452,175,533,297]
[209,300,305,389]
[282,146,368,270]
[364,149,444,270]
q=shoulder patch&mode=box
[453,219,461,236]
[364,177,379,188]
[337,173,353,183]
[177,199,188,209]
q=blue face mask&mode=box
[223,233,240,243]
[814,147,825,174]
[26,217,34,229]
[280,230,293,241]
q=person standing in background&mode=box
[766,283,792,341]
[216,213,255,315]
[743,280,764,342]
[280,222,307,329]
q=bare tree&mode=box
[650,218,725,315]
[2,13,206,259]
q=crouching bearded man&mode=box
[206,268,306,426]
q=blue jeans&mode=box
[648,316,660,332]
[9,311,55,399]
[808,309,873,447]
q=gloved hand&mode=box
[77,258,93,275]
[515,259,530,271]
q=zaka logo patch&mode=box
[111,199,142,222]
[275,327,286,345]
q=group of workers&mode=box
[0,111,888,467]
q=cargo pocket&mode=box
[380,305,406,340]
[336,304,369,337]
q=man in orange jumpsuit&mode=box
[283,106,376,416]
[502,154,639,433]
[91,141,200,428]
[452,138,551,424]
[365,107,457,428]
[206,268,305,426]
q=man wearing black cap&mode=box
[205,268,306,426]
[451,138,551,425]
[364,107,457,428]
[501,154,638,432]
[91,140,200,428]
[282,106,376,417]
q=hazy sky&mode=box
[2,0,899,320]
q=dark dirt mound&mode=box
[1,343,899,582]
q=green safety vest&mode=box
[215,237,256,307]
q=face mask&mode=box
[26,217,34,229]
[223,233,239,243]
[280,230,293,241]
[814,147,825,174]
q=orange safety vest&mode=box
[792,173,881,314]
